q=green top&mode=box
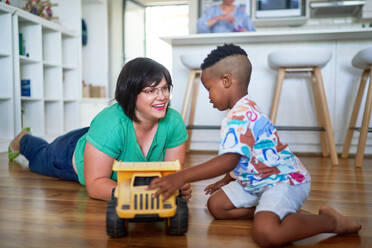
[74,103,188,185]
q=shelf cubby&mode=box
[0,12,12,56]
[18,18,42,61]
[64,101,80,132]
[20,62,43,99]
[0,99,14,140]
[62,34,78,67]
[45,101,63,135]
[42,27,62,65]
[0,56,13,99]
[63,69,79,100]
[0,11,13,100]
[44,65,63,100]
[21,100,44,135]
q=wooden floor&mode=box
[0,151,371,248]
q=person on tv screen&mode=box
[197,0,255,33]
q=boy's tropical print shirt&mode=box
[219,95,311,195]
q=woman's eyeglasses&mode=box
[142,86,170,98]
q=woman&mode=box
[9,57,192,201]
[197,0,255,33]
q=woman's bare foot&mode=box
[10,130,30,152]
[319,205,361,234]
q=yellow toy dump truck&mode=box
[106,160,188,237]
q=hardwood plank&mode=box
[0,152,371,247]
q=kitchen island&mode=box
[163,28,372,154]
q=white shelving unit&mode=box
[0,5,15,151]
[0,2,81,151]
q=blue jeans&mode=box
[20,127,89,182]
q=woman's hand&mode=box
[180,183,192,201]
[220,14,235,23]
[208,14,235,27]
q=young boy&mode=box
[148,44,361,247]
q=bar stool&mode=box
[268,48,339,165]
[180,54,202,151]
[342,47,372,167]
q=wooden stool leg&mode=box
[355,67,372,167]
[181,69,198,121]
[314,67,339,165]
[270,68,286,124]
[311,72,329,157]
[342,69,370,158]
[185,73,201,152]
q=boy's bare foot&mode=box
[298,209,312,215]
[319,205,361,234]
[10,130,30,152]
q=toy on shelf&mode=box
[106,160,188,237]
[23,0,58,20]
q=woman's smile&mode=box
[152,103,167,111]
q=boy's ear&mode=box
[222,73,233,88]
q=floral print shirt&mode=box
[219,95,311,195]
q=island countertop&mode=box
[162,28,372,45]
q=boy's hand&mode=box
[204,173,235,195]
[204,179,226,195]
[148,173,185,200]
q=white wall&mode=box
[79,0,124,127]
[146,5,189,71]
[108,0,124,98]
[54,0,82,32]
[82,0,109,88]
[188,0,198,34]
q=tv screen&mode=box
[257,0,299,10]
[255,0,302,18]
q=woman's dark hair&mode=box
[115,57,172,122]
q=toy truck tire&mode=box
[166,196,188,235]
[106,197,128,238]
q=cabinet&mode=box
[0,2,81,151]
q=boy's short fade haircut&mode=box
[201,43,248,70]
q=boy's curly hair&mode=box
[201,44,247,70]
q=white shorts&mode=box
[221,181,311,220]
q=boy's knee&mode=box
[252,224,281,248]
[207,195,226,220]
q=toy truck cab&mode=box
[106,160,188,237]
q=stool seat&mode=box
[268,49,332,69]
[352,47,372,70]
[180,54,204,69]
